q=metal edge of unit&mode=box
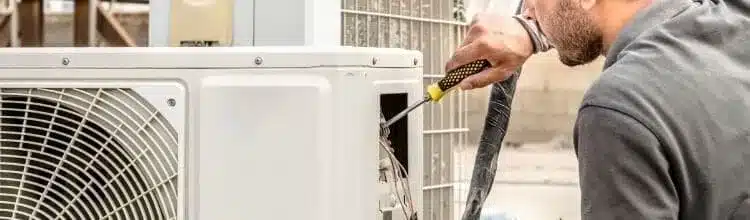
[0,47,424,69]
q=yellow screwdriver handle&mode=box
[426,59,491,101]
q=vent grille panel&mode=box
[0,88,179,220]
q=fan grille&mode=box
[0,88,179,220]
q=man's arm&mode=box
[574,105,679,219]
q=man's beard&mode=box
[544,0,603,66]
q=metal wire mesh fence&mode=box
[341,0,470,219]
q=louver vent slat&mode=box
[0,88,178,220]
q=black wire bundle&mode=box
[460,1,530,219]
[460,72,520,220]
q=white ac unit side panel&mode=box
[132,85,186,136]
[199,73,337,220]
[370,70,424,220]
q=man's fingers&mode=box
[445,41,486,72]
[458,67,513,90]
[459,21,487,47]
[459,27,485,48]
[460,31,481,48]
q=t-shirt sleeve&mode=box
[574,105,679,219]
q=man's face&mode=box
[527,0,603,66]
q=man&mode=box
[446,0,750,218]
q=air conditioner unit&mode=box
[149,0,340,47]
[0,46,423,220]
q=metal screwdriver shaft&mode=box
[383,97,430,127]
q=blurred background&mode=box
[0,0,604,219]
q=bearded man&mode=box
[446,0,750,218]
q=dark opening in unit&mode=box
[380,93,409,176]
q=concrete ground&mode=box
[452,143,582,220]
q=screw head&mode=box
[413,58,419,65]
[254,57,263,65]
[372,57,378,65]
[167,98,176,107]
[345,72,354,76]
[62,58,70,66]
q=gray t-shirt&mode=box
[573,0,750,219]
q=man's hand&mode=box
[446,13,534,90]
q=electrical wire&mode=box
[379,113,417,220]
[379,139,410,218]
[379,139,416,219]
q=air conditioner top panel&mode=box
[0,46,423,69]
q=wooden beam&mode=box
[74,0,91,46]
[96,3,136,47]
[18,0,43,47]
[0,15,9,47]
[0,15,8,30]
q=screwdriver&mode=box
[382,59,492,128]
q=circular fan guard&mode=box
[0,88,179,220]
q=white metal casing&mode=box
[149,0,341,47]
[0,46,423,220]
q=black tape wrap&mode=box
[460,71,519,220]
[459,1,551,219]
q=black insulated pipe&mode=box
[459,0,552,219]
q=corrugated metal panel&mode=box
[341,0,469,219]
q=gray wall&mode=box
[466,50,604,147]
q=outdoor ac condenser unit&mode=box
[0,46,423,220]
